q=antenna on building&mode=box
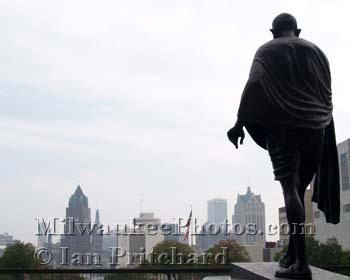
[140,197,143,213]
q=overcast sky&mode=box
[1,0,350,244]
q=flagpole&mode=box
[184,205,193,245]
[190,204,193,248]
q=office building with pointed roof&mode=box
[61,185,92,264]
[233,187,266,245]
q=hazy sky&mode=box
[1,0,350,244]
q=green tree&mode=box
[0,242,40,269]
[273,244,287,262]
[318,237,342,266]
[206,239,250,265]
[341,250,350,265]
[305,237,322,265]
[124,241,197,280]
[146,240,194,266]
[274,237,347,267]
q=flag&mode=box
[183,209,192,241]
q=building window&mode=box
[340,152,350,191]
[314,211,320,219]
[341,153,347,161]
[343,204,350,213]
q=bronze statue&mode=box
[227,13,340,279]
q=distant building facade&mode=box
[61,185,92,264]
[37,221,48,248]
[163,223,187,243]
[233,187,266,245]
[134,212,161,229]
[304,189,314,229]
[0,233,17,258]
[278,206,288,245]
[313,138,350,250]
[117,212,164,267]
[207,198,228,226]
[0,233,16,247]
[117,229,146,268]
[91,209,103,262]
[196,223,235,252]
[196,198,234,252]
[102,229,118,268]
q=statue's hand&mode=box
[227,125,245,149]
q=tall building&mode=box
[196,222,235,252]
[102,231,118,268]
[278,206,288,245]
[233,187,266,245]
[304,188,314,228]
[92,209,103,257]
[37,221,48,248]
[196,198,234,252]
[117,212,164,267]
[207,198,228,226]
[134,212,161,229]
[313,138,350,249]
[117,229,146,268]
[61,185,91,263]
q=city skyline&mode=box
[2,1,350,245]
[32,184,267,244]
[5,156,350,245]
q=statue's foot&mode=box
[275,263,312,280]
[278,251,295,268]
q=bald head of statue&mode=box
[270,13,302,39]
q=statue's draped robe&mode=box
[238,37,340,224]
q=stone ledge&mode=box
[231,262,349,280]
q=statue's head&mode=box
[270,13,301,38]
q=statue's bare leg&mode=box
[275,173,313,279]
[282,169,313,266]
[280,175,309,267]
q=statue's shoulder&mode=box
[254,39,288,57]
[256,37,313,51]
[292,38,329,64]
[255,38,327,61]
[290,38,325,55]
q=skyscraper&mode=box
[37,221,48,248]
[207,198,228,226]
[233,187,266,245]
[61,185,91,263]
[117,212,164,267]
[92,209,103,256]
[133,212,161,229]
[196,198,233,252]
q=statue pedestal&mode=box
[231,262,349,280]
